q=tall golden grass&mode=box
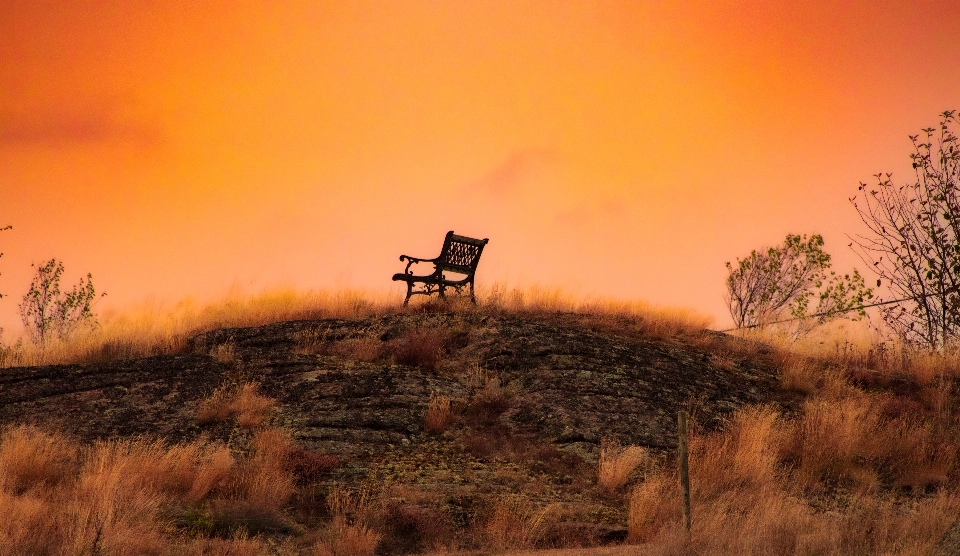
[0,284,714,368]
[0,424,281,554]
[0,381,313,555]
[628,399,960,554]
[623,318,960,554]
[0,288,397,368]
[479,283,714,339]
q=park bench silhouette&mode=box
[392,231,489,306]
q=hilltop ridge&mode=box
[0,310,783,451]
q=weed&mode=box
[425,392,453,433]
[289,448,339,484]
[293,328,329,355]
[387,328,446,370]
[210,342,237,364]
[329,336,383,362]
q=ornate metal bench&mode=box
[392,231,489,306]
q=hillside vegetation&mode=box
[1,288,959,555]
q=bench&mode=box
[392,231,489,306]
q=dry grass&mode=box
[329,336,384,362]
[238,428,297,510]
[210,429,298,535]
[0,424,76,495]
[210,341,238,364]
[386,327,447,370]
[481,495,557,551]
[0,380,327,555]
[0,284,714,368]
[0,425,277,555]
[425,392,453,433]
[197,382,276,430]
[0,287,397,368]
[293,328,329,355]
[479,283,714,339]
[627,402,960,555]
[180,532,268,556]
[597,441,649,495]
[313,488,381,556]
[627,473,681,544]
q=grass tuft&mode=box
[313,488,381,556]
[424,392,453,433]
[481,494,556,551]
[597,441,649,495]
[197,382,275,430]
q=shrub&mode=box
[373,502,455,554]
[288,448,339,484]
[19,258,104,344]
[725,234,871,330]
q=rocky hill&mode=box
[0,308,788,549]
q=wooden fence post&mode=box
[678,410,691,532]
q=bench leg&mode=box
[470,280,477,304]
[403,282,413,306]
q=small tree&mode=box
[850,111,960,350]
[0,224,10,301]
[19,258,104,344]
[0,225,10,341]
[725,234,872,329]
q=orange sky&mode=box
[1,0,959,333]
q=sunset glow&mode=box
[2,1,959,333]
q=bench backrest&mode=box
[437,231,489,275]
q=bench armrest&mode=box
[398,255,438,274]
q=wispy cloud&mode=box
[466,149,558,197]
[0,108,160,148]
